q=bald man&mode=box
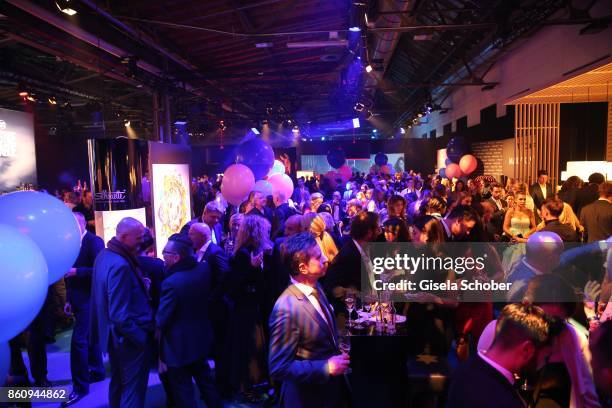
[91,217,154,408]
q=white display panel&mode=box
[0,108,37,191]
[95,207,147,245]
[152,163,192,257]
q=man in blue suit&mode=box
[63,212,105,406]
[269,233,350,408]
[157,234,223,408]
[90,217,154,408]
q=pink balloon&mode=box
[221,164,255,205]
[324,171,340,189]
[268,173,294,200]
[459,154,478,175]
[446,163,462,179]
[379,164,391,175]
[337,165,352,183]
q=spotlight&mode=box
[354,102,365,112]
[261,119,269,125]
[251,127,260,135]
[400,127,406,134]
[25,94,37,102]
[18,90,28,98]
[373,129,378,133]
[48,96,57,105]
[417,112,423,118]
[123,119,131,127]
[55,0,77,15]
[352,118,361,128]
[365,64,373,73]
[349,26,361,32]
[292,125,300,133]
[321,137,326,141]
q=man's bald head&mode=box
[188,222,211,250]
[116,217,145,252]
[284,214,303,236]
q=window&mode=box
[456,116,468,131]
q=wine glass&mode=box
[338,332,352,374]
[362,294,376,317]
[344,294,355,328]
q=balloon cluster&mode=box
[221,138,294,204]
[439,137,478,179]
[0,191,81,383]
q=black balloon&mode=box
[446,137,470,163]
[235,138,275,180]
[326,148,346,169]
[374,152,388,166]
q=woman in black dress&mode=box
[221,215,273,402]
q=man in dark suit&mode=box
[157,234,223,408]
[292,177,311,211]
[575,172,605,217]
[188,223,230,359]
[246,190,274,225]
[180,201,224,245]
[540,197,578,242]
[324,211,380,315]
[272,191,299,239]
[269,233,350,408]
[62,213,105,406]
[447,303,550,408]
[270,215,304,305]
[72,190,95,233]
[529,170,554,219]
[329,191,346,225]
[580,181,612,242]
[91,217,154,408]
[485,183,508,238]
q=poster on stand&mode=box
[151,163,191,257]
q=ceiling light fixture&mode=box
[55,0,77,15]
[365,64,373,73]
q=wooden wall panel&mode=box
[514,103,560,187]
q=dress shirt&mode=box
[478,351,515,385]
[290,277,329,325]
[196,240,212,262]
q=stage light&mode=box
[47,96,57,105]
[261,119,269,125]
[25,94,37,102]
[417,112,423,118]
[349,26,361,32]
[373,129,377,133]
[19,91,28,98]
[400,127,406,134]
[321,137,326,141]
[174,120,187,125]
[301,138,307,142]
[55,0,77,15]
[292,125,300,133]
[251,127,260,134]
[352,118,360,128]
[365,64,373,73]
[124,119,131,127]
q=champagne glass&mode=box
[344,294,355,329]
[338,332,352,374]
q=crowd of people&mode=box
[4,167,612,408]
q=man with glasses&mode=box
[158,234,223,408]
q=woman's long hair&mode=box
[234,215,272,255]
[309,215,339,262]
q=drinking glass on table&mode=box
[362,294,376,315]
[344,294,356,328]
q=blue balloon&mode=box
[445,158,452,166]
[236,138,275,180]
[326,148,346,169]
[446,137,470,163]
[0,224,48,342]
[0,341,8,385]
[439,168,447,179]
[374,152,388,166]
[0,191,80,284]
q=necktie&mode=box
[311,287,336,336]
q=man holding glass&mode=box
[269,233,350,407]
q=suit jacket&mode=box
[66,232,104,307]
[579,199,612,242]
[157,257,214,367]
[447,354,524,408]
[90,249,154,352]
[273,203,299,238]
[575,184,600,217]
[529,182,554,211]
[247,206,274,226]
[138,255,165,312]
[269,284,346,408]
[541,219,578,242]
